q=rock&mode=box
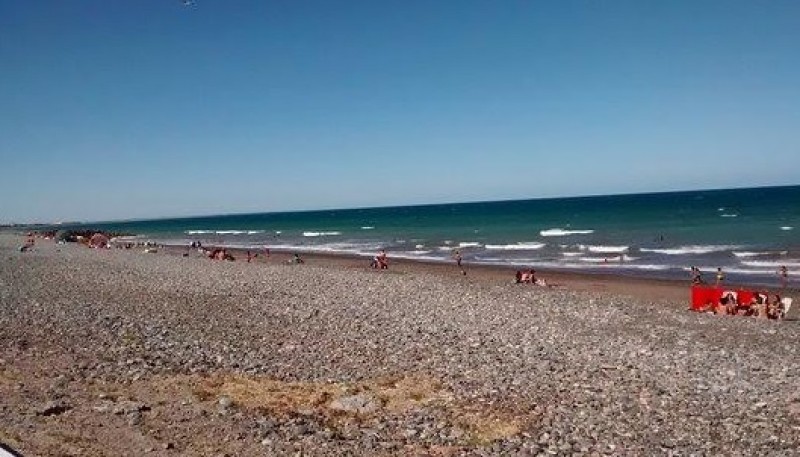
[218,396,233,408]
[127,411,142,426]
[328,393,379,415]
[112,401,149,415]
[37,400,71,416]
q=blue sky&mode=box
[1,1,798,223]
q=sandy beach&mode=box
[1,233,799,456]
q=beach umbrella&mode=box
[89,233,109,248]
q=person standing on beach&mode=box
[778,265,788,288]
[453,250,466,275]
[715,267,725,287]
[690,266,704,285]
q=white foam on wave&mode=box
[781,226,794,231]
[540,228,594,237]
[265,241,382,256]
[693,266,791,276]
[400,250,433,255]
[741,260,800,268]
[640,245,740,255]
[389,252,448,262]
[361,226,375,230]
[185,230,264,235]
[578,255,638,263]
[458,242,482,248]
[561,252,583,257]
[733,251,787,258]
[720,213,738,218]
[302,231,342,237]
[539,262,678,271]
[476,258,673,271]
[437,246,454,251]
[579,257,617,263]
[484,242,545,251]
[415,244,425,249]
[586,245,629,254]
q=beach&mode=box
[1,233,799,456]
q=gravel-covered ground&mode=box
[1,234,799,456]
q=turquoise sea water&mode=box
[63,186,799,286]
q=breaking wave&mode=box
[733,251,787,258]
[640,245,740,255]
[185,230,264,235]
[540,228,595,237]
[740,260,800,268]
[302,231,342,237]
[585,245,629,254]
[484,242,546,251]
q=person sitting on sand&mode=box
[515,270,523,284]
[754,295,769,319]
[719,292,737,315]
[768,294,782,319]
[289,253,304,264]
[209,248,228,260]
[372,249,388,269]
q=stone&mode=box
[328,394,379,415]
[127,411,143,426]
[218,396,234,408]
[37,400,71,416]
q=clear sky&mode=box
[1,1,798,223]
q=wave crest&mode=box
[640,245,740,255]
[484,242,545,251]
[303,231,342,237]
[540,228,594,237]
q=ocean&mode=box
[64,186,799,286]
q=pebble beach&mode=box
[1,233,799,456]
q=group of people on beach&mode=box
[691,265,790,289]
[370,249,389,269]
[514,268,551,287]
[697,291,788,319]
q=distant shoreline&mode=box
[14,184,799,289]
[139,239,800,306]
